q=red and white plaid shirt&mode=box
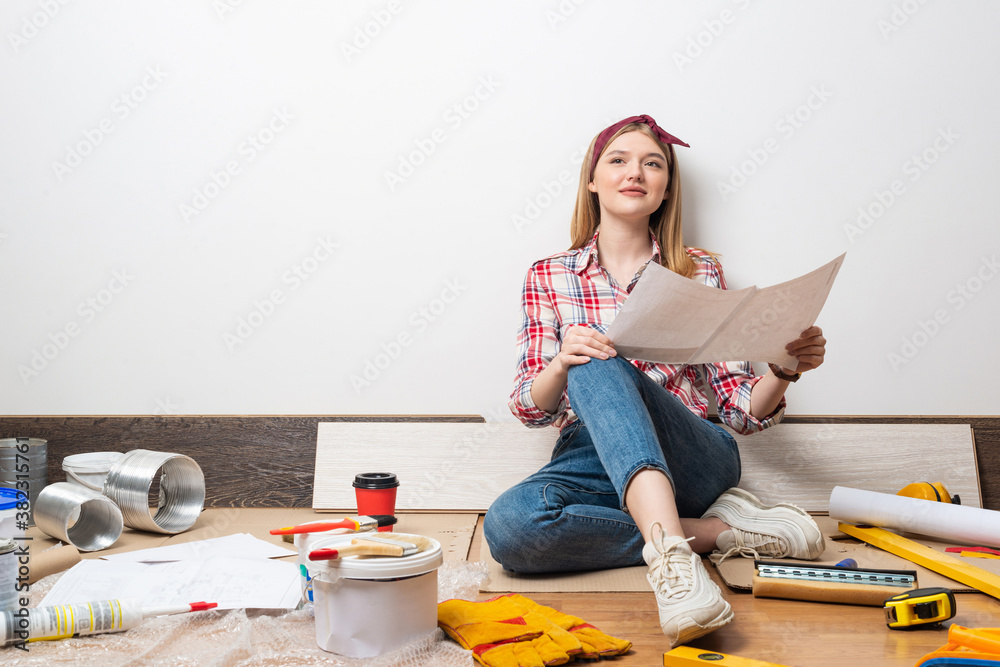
[509,230,784,435]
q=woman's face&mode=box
[588,130,670,224]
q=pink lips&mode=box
[619,187,646,197]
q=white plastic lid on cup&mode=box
[62,452,125,492]
[306,532,442,582]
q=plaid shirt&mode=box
[509,230,785,435]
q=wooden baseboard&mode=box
[2,415,997,510]
[0,416,475,508]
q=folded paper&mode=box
[606,254,845,368]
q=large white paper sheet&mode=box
[41,556,302,610]
[606,253,845,367]
[99,533,295,563]
[829,486,1000,548]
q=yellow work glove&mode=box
[504,594,632,659]
[438,596,582,666]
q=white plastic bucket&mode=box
[307,532,442,658]
[293,522,352,604]
[62,452,125,492]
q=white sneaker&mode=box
[643,523,733,648]
[702,488,825,564]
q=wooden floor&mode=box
[467,517,1000,667]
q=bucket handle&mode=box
[66,468,104,492]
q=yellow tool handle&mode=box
[949,625,1000,653]
[837,523,1000,600]
[664,646,791,666]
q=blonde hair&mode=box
[569,122,716,279]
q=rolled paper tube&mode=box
[28,544,81,584]
[829,486,1000,549]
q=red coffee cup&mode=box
[353,472,399,532]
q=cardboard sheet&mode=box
[480,515,979,594]
[12,510,482,667]
[481,537,650,593]
[25,509,478,564]
[481,516,852,593]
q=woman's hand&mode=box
[753,326,826,418]
[784,325,827,374]
[553,325,617,373]
[529,326,617,414]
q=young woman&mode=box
[483,115,828,648]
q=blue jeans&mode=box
[484,356,741,573]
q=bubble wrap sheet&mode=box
[3,561,487,666]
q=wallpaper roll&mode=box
[829,486,1000,548]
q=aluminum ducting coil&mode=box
[34,482,123,551]
[102,449,205,534]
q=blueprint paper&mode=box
[40,556,301,610]
[606,253,845,367]
[99,533,295,563]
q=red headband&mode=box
[590,114,689,177]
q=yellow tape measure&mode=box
[884,587,957,628]
[664,646,791,666]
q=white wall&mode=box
[1,1,997,417]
